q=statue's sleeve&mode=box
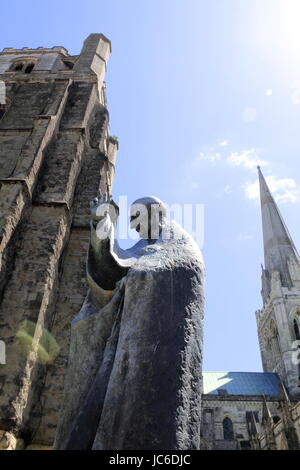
[87,215,128,292]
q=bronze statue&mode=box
[54,195,204,450]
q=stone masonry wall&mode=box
[201,396,282,450]
[0,34,117,449]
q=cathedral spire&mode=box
[258,166,299,288]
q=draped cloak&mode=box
[54,217,204,450]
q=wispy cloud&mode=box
[265,89,273,97]
[194,147,267,171]
[219,140,229,147]
[227,149,268,172]
[244,175,300,204]
[194,151,222,166]
[190,141,299,206]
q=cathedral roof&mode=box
[203,371,280,397]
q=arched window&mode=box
[270,319,277,338]
[24,63,35,74]
[293,319,300,340]
[0,104,5,121]
[270,319,281,364]
[223,417,234,440]
[264,329,271,350]
[14,62,23,71]
[10,58,36,74]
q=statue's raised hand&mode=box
[90,193,110,225]
[90,193,119,242]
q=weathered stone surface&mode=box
[35,131,85,207]
[0,34,114,447]
[30,228,90,445]
[0,205,70,432]
[59,82,95,129]
[0,132,31,178]
[0,82,55,130]
[0,181,30,301]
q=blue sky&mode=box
[2,0,300,372]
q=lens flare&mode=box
[15,320,60,364]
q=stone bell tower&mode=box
[0,34,118,449]
[256,167,300,399]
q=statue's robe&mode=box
[54,219,204,450]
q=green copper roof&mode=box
[203,372,280,397]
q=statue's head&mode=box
[130,196,167,239]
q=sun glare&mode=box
[248,0,300,70]
[273,0,300,61]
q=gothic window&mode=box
[11,58,36,74]
[14,62,23,71]
[270,319,281,363]
[0,104,5,121]
[293,319,300,340]
[223,417,234,440]
[263,328,272,369]
[270,319,277,337]
[274,334,281,357]
[24,63,35,74]
[264,329,270,349]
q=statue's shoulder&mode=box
[135,220,204,270]
[164,220,204,263]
